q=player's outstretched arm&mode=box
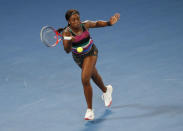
[84,13,120,28]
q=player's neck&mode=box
[70,25,83,35]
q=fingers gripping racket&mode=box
[40,26,62,47]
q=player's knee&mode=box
[92,69,99,80]
[82,76,90,87]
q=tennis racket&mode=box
[40,26,62,47]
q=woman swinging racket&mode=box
[57,9,120,120]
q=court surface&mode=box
[0,0,183,131]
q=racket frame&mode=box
[40,26,62,47]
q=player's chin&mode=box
[73,24,80,29]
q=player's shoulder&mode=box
[82,20,97,29]
[63,27,70,32]
[82,20,96,25]
[82,20,95,29]
[82,20,90,24]
[62,27,72,36]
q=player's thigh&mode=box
[82,56,97,80]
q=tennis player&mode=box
[57,9,120,120]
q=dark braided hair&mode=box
[57,9,80,33]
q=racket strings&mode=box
[40,26,61,47]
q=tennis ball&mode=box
[77,47,83,53]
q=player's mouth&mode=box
[73,23,81,28]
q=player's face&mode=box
[69,14,81,29]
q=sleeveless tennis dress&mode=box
[68,23,98,68]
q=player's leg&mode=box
[91,67,107,93]
[81,55,97,109]
[91,65,113,107]
[82,55,97,120]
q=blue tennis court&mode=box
[0,0,183,131]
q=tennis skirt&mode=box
[72,44,98,68]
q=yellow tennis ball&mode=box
[77,47,83,53]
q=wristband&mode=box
[63,36,72,40]
[107,21,112,26]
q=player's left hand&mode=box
[109,13,120,25]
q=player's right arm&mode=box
[62,30,74,53]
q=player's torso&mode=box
[67,24,93,54]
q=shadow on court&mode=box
[108,104,183,120]
[82,109,112,131]
[81,104,183,131]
